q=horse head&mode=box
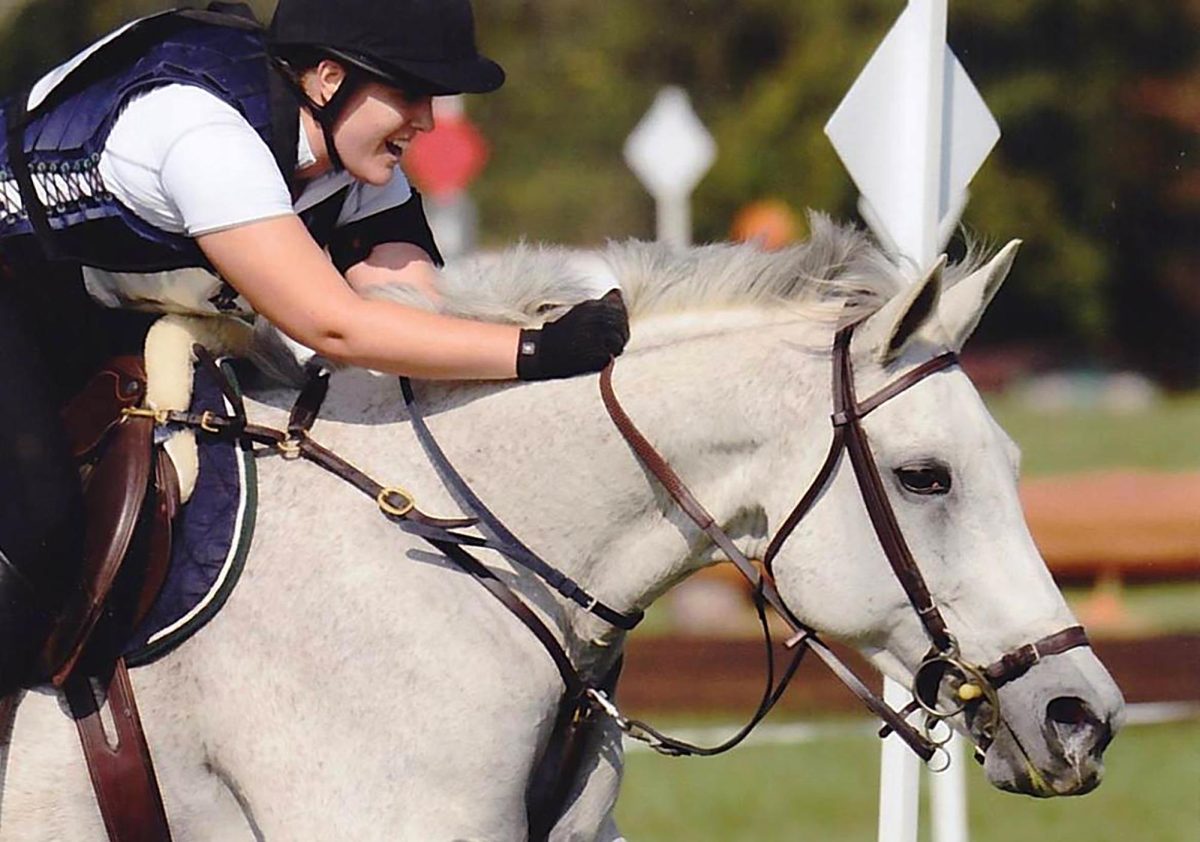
[407,221,1126,799]
[759,240,1124,795]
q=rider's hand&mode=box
[516,290,630,381]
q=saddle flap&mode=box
[133,455,180,630]
[61,356,147,461]
[40,414,155,686]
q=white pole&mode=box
[827,0,999,836]
[624,86,714,252]
[931,733,969,842]
[879,4,948,842]
[656,195,691,249]
[878,677,921,842]
[912,0,947,269]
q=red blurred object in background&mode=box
[403,112,489,200]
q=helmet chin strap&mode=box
[308,67,361,172]
[274,59,362,173]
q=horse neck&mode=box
[404,311,834,651]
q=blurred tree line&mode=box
[0,0,1194,385]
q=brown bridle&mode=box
[598,321,1089,761]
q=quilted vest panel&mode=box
[0,14,279,272]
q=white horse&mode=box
[1,216,1123,840]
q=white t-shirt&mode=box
[68,83,414,316]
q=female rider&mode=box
[0,0,629,695]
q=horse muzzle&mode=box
[978,647,1125,797]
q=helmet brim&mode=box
[323,46,505,96]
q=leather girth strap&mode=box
[67,660,171,842]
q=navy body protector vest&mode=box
[0,7,321,273]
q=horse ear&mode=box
[858,256,945,363]
[940,239,1021,351]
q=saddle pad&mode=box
[123,360,256,666]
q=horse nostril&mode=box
[1046,696,1112,758]
[1047,696,1095,727]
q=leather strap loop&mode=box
[598,359,938,761]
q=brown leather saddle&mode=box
[42,355,179,687]
[20,355,181,841]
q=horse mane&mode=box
[411,211,984,328]
[249,212,985,383]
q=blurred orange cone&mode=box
[731,199,799,250]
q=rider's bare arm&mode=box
[344,241,442,303]
[197,215,518,379]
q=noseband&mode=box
[600,321,1089,762]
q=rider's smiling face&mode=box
[336,80,434,185]
[304,60,436,185]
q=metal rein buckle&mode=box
[376,486,416,517]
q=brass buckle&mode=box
[277,438,302,460]
[377,486,415,517]
[121,406,170,425]
[199,411,220,434]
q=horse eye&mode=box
[895,463,952,495]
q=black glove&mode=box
[516,289,630,381]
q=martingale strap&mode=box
[149,366,597,691]
[594,583,808,758]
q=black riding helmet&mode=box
[267,0,505,170]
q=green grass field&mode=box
[616,718,1200,841]
[983,393,1200,475]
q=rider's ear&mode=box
[859,256,944,364]
[939,239,1021,352]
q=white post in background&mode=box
[624,87,716,249]
[932,726,970,842]
[825,1,1000,841]
[878,677,922,842]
